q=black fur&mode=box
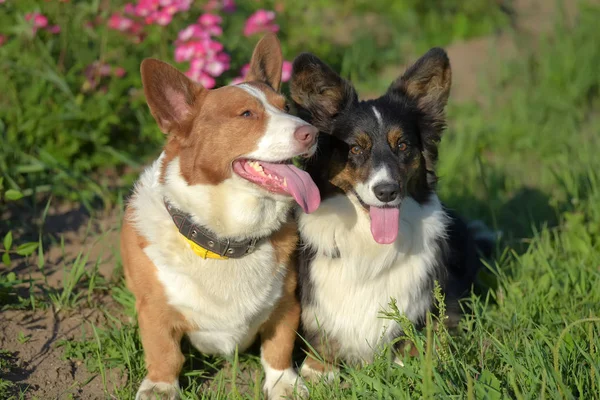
[291,48,494,357]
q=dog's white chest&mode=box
[146,239,284,356]
[299,194,447,363]
[305,251,434,362]
[129,155,293,357]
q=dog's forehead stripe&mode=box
[237,83,282,113]
[372,106,383,127]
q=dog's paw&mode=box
[393,356,405,367]
[135,378,179,400]
[264,367,308,399]
[300,362,337,384]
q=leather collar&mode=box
[164,199,262,259]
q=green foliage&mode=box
[0,0,508,205]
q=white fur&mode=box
[129,81,313,398]
[299,362,337,384]
[262,355,308,399]
[163,156,292,240]
[136,378,179,400]
[354,167,401,207]
[372,106,383,127]
[129,156,292,355]
[239,84,317,161]
[298,193,447,364]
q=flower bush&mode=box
[0,0,509,205]
[0,0,298,204]
[104,1,291,88]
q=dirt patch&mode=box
[4,203,122,291]
[0,306,125,399]
[363,0,585,103]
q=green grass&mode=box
[49,5,600,399]
[3,1,600,399]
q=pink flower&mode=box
[186,68,215,89]
[205,61,226,77]
[124,3,136,15]
[222,0,236,13]
[243,10,279,37]
[230,64,249,85]
[108,14,134,31]
[0,35,6,46]
[170,0,191,11]
[154,10,172,26]
[98,63,112,77]
[240,63,250,77]
[114,67,127,78]
[47,25,61,34]
[197,13,222,36]
[175,42,199,62]
[25,12,49,34]
[178,25,197,41]
[281,61,292,82]
[198,13,222,27]
[175,14,228,88]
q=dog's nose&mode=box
[374,182,400,203]
[294,125,318,147]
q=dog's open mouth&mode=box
[233,159,321,214]
[353,191,400,245]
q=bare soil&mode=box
[1,308,125,399]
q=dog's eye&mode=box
[350,145,363,155]
[240,110,253,117]
[397,142,408,152]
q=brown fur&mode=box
[245,34,283,91]
[386,127,403,149]
[141,34,289,186]
[121,208,193,384]
[247,81,288,111]
[125,34,305,396]
[302,336,341,380]
[259,217,300,370]
[328,147,370,197]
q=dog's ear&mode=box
[388,48,451,181]
[141,58,206,135]
[290,53,358,133]
[245,33,283,91]
[388,48,451,118]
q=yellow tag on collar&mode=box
[182,235,229,260]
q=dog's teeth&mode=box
[249,161,264,172]
[283,178,287,187]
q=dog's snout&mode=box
[294,125,318,147]
[373,182,400,203]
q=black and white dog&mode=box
[289,48,494,377]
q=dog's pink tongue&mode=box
[369,207,400,244]
[262,163,321,213]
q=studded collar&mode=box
[164,199,262,259]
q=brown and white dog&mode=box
[120,34,320,400]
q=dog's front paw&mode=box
[135,377,179,400]
[264,367,308,399]
[300,361,337,384]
